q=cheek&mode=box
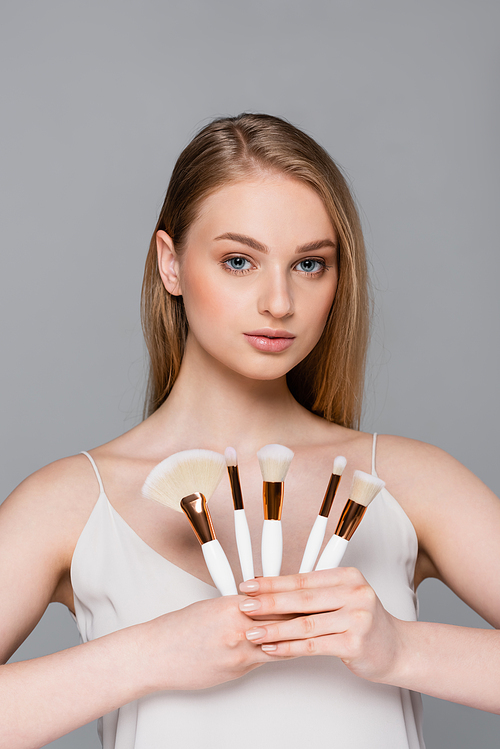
[181,265,236,329]
[306,275,338,331]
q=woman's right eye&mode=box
[223,256,252,273]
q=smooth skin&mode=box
[1,173,500,748]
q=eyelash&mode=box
[221,256,330,277]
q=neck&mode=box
[148,336,309,457]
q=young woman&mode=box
[1,113,499,749]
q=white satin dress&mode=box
[72,434,425,748]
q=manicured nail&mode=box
[246,627,266,641]
[239,598,262,612]
[261,644,277,652]
[240,580,260,593]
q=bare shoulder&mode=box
[2,453,102,528]
[372,433,488,503]
[0,454,103,591]
[0,454,104,657]
[373,434,500,616]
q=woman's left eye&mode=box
[295,258,325,275]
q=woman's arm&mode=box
[0,459,271,749]
[237,436,500,711]
[1,596,274,749]
[1,619,157,748]
[376,435,500,628]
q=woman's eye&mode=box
[224,257,252,272]
[296,258,325,274]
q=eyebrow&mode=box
[214,232,337,254]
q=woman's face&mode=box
[159,173,339,382]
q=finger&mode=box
[239,567,364,596]
[260,631,354,658]
[249,646,292,664]
[239,584,353,617]
[245,631,298,662]
[245,610,351,645]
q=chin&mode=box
[200,338,314,381]
[229,354,308,383]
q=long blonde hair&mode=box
[141,114,370,428]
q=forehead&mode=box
[188,174,336,246]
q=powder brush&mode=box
[142,449,237,596]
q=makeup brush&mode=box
[299,455,347,573]
[225,447,255,581]
[257,443,294,577]
[315,470,385,570]
[142,449,237,596]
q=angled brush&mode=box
[142,449,237,596]
[315,470,385,570]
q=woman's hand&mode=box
[238,568,405,684]
[143,594,278,692]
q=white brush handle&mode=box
[299,514,328,573]
[315,535,349,570]
[261,519,282,577]
[202,540,238,596]
[234,509,255,581]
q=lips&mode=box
[243,329,295,353]
[244,328,294,338]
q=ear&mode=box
[156,230,182,296]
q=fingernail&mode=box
[262,644,277,652]
[239,598,262,612]
[246,627,266,641]
[240,580,260,593]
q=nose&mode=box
[257,267,294,319]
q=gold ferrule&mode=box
[334,499,367,541]
[263,481,283,520]
[319,474,341,518]
[227,465,244,511]
[180,493,216,545]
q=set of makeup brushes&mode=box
[142,444,385,596]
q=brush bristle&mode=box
[349,470,385,507]
[142,449,226,511]
[333,455,347,476]
[256,443,294,482]
[224,447,238,467]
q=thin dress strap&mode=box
[371,433,379,478]
[80,451,105,495]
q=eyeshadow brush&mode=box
[225,447,255,581]
[299,455,347,573]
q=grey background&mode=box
[1,0,499,746]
